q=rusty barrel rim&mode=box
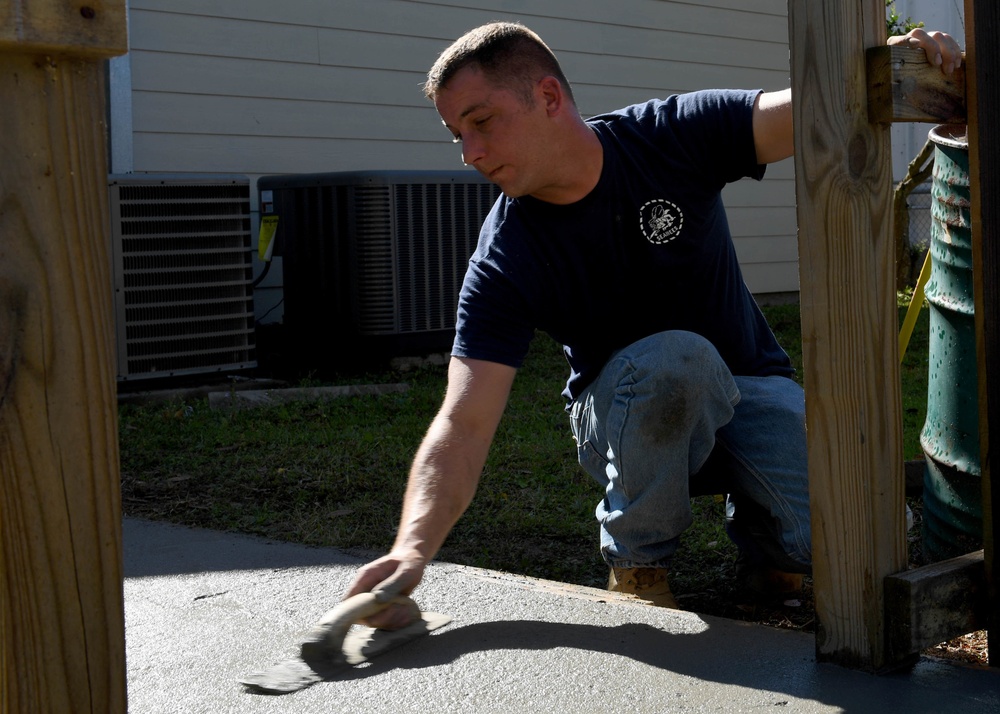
[928,123,968,149]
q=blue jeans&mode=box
[568,331,811,574]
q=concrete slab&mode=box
[124,518,999,713]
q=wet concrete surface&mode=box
[124,518,999,713]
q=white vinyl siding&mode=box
[118,0,797,309]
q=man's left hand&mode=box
[888,28,963,75]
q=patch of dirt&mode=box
[681,583,989,668]
[675,559,989,668]
[925,631,991,667]
[673,576,817,633]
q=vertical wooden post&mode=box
[1,1,128,711]
[789,0,908,669]
[964,0,999,667]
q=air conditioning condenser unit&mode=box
[257,170,500,371]
[108,174,257,382]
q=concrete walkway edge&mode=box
[124,518,999,713]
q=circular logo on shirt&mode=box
[640,199,684,245]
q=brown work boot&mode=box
[736,563,804,601]
[608,567,678,609]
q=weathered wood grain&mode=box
[885,551,987,662]
[866,46,967,124]
[1,6,127,709]
[0,0,127,56]
[965,0,999,667]
[789,0,908,670]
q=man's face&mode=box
[434,65,553,199]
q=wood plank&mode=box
[789,0,908,670]
[723,176,795,203]
[132,133,457,174]
[733,234,800,263]
[866,46,967,124]
[885,551,987,662]
[0,0,127,56]
[125,47,790,115]
[964,0,1000,668]
[739,261,801,295]
[725,207,798,236]
[130,91,440,141]
[1,52,126,713]
[128,8,320,63]
[128,7,789,78]
[127,51,428,105]
[525,20,789,72]
[566,53,788,98]
[129,0,788,44]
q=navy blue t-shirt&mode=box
[452,89,794,402]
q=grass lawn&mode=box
[119,300,932,629]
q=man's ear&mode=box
[537,75,565,116]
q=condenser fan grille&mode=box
[109,176,257,381]
[258,169,500,370]
[351,181,499,335]
[393,182,498,334]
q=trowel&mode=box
[240,592,452,694]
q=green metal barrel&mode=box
[919,124,982,562]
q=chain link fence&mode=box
[894,138,936,291]
[901,180,933,286]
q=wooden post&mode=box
[0,1,128,711]
[789,0,908,670]
[862,43,998,660]
[964,0,1000,667]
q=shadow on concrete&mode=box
[298,618,999,713]
[125,517,999,713]
[123,517,369,578]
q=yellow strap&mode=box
[899,249,932,362]
[258,215,279,262]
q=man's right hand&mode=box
[343,550,427,630]
[341,357,516,631]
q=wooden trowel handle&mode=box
[299,593,420,662]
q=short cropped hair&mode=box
[424,22,575,105]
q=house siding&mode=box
[116,0,797,320]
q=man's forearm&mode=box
[344,355,513,614]
[391,416,488,562]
